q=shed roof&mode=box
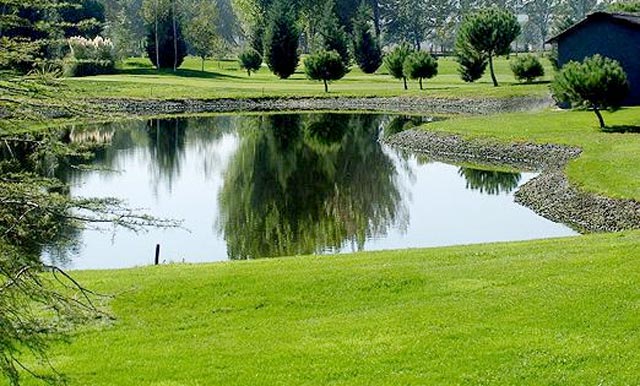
[546,11,640,44]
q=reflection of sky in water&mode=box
[44,115,577,270]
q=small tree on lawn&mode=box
[455,7,520,87]
[455,46,488,83]
[351,1,383,74]
[384,44,413,90]
[552,54,629,128]
[239,48,262,76]
[510,55,545,83]
[263,0,300,79]
[184,1,219,72]
[403,51,438,90]
[304,50,347,92]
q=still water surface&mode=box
[46,113,576,270]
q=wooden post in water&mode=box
[154,244,160,265]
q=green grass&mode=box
[64,55,553,100]
[17,231,640,385]
[422,108,640,200]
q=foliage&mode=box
[59,0,106,38]
[402,51,438,90]
[458,167,521,195]
[383,43,413,90]
[510,54,545,83]
[455,7,520,87]
[315,1,350,66]
[263,0,300,79]
[351,1,382,74]
[455,48,488,83]
[552,54,629,128]
[184,1,220,72]
[379,0,431,49]
[303,50,347,92]
[608,1,640,13]
[63,59,116,76]
[145,11,187,70]
[67,36,115,61]
[238,48,263,76]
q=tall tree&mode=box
[315,0,350,65]
[523,0,562,49]
[184,1,219,71]
[455,7,521,87]
[263,0,299,79]
[351,1,382,73]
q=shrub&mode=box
[304,50,347,92]
[384,44,413,90]
[65,36,115,77]
[510,55,544,82]
[239,48,263,76]
[63,59,115,77]
[455,48,487,83]
[552,54,629,128]
[145,18,187,70]
[402,51,438,90]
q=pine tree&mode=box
[304,50,347,92]
[384,43,413,90]
[403,51,438,90]
[145,9,187,70]
[351,2,382,74]
[316,0,350,66]
[263,0,300,79]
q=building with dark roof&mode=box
[547,12,640,105]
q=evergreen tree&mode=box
[304,49,347,92]
[145,9,187,69]
[316,0,350,66]
[455,7,520,87]
[351,2,382,73]
[455,47,488,83]
[510,54,544,83]
[552,54,629,128]
[239,47,263,76]
[403,51,438,90]
[263,0,300,79]
[383,43,412,90]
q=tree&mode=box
[351,1,382,73]
[263,0,300,79]
[523,0,562,49]
[552,54,629,128]
[402,51,438,90]
[184,1,219,72]
[145,7,187,70]
[510,54,544,82]
[380,0,431,49]
[455,47,488,82]
[304,50,347,92]
[455,7,520,87]
[383,43,412,90]
[609,1,640,13]
[238,47,262,75]
[316,0,350,66]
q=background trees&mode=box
[263,0,299,78]
[351,2,382,74]
[184,1,220,71]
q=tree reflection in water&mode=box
[458,167,522,195]
[218,113,408,260]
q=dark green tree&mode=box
[238,48,263,76]
[304,50,347,92]
[455,7,520,87]
[552,54,629,128]
[510,54,545,83]
[455,47,488,83]
[383,43,413,90]
[402,51,438,90]
[351,1,382,73]
[263,0,300,79]
[609,1,640,12]
[145,10,187,69]
[316,0,350,66]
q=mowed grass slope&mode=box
[18,232,640,385]
[65,55,553,99]
[423,107,640,201]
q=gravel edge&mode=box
[383,129,640,233]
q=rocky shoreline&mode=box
[383,129,640,233]
[92,95,553,117]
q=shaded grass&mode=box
[422,108,640,200]
[16,231,640,385]
[64,56,554,100]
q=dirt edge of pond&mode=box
[383,129,640,233]
[91,95,553,117]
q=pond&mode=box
[44,113,577,270]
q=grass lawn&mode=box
[422,108,640,201]
[64,55,553,100]
[16,231,640,385]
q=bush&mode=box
[63,59,115,77]
[403,51,438,90]
[510,55,544,82]
[552,54,629,128]
[304,50,347,92]
[384,44,413,90]
[455,48,487,83]
[238,48,262,76]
